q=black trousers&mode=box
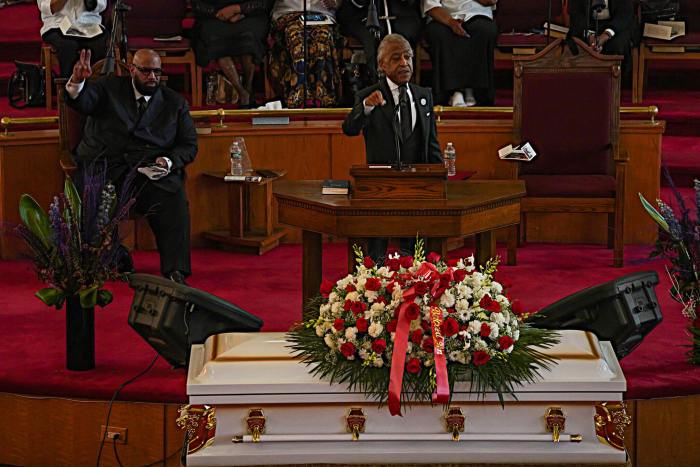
[595,19,636,75]
[367,237,417,263]
[41,28,108,78]
[132,178,192,278]
[337,0,423,81]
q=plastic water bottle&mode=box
[444,142,456,177]
[206,73,217,106]
[229,141,244,176]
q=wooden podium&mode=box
[274,166,526,312]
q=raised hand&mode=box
[364,90,386,108]
[70,49,92,83]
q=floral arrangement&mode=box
[14,167,135,309]
[287,242,559,415]
[640,179,700,364]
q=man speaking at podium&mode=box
[342,34,442,259]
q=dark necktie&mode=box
[398,84,412,143]
[137,96,148,119]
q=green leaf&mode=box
[19,194,52,248]
[63,176,81,224]
[79,285,99,308]
[35,287,64,307]
[96,289,113,307]
[639,193,670,233]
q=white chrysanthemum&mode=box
[490,312,506,325]
[365,290,378,301]
[368,321,384,338]
[345,291,359,302]
[439,290,455,308]
[455,298,468,312]
[468,320,482,334]
[324,334,336,349]
[331,301,342,314]
[449,350,467,364]
[320,303,331,314]
[356,276,367,291]
[513,330,520,341]
[370,301,385,312]
[489,322,499,339]
[373,358,384,368]
[345,327,357,341]
[328,291,338,302]
[490,282,503,294]
[358,349,369,360]
[458,309,472,322]
[473,338,487,351]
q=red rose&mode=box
[375,295,387,305]
[405,302,421,320]
[363,256,375,268]
[443,317,459,337]
[414,281,428,295]
[351,301,366,315]
[400,255,414,268]
[386,258,401,271]
[499,335,514,350]
[440,273,451,287]
[365,277,382,291]
[472,351,491,366]
[510,299,525,316]
[410,329,423,344]
[422,337,434,353]
[426,252,441,264]
[372,339,387,354]
[453,269,467,283]
[340,342,356,358]
[386,246,399,255]
[356,317,368,333]
[420,319,431,331]
[345,283,356,293]
[447,258,460,267]
[480,322,492,338]
[320,279,334,297]
[386,319,398,333]
[406,358,422,374]
[479,295,501,313]
[333,318,345,331]
[343,299,352,311]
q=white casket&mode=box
[181,330,629,466]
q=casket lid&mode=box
[187,330,625,403]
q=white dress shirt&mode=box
[422,0,495,22]
[38,0,107,37]
[363,77,416,131]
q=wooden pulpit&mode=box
[349,164,447,200]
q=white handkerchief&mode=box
[138,164,170,180]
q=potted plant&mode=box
[14,167,135,370]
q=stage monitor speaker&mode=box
[531,271,662,359]
[127,274,264,368]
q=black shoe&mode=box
[168,271,188,286]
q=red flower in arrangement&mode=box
[414,281,428,295]
[351,301,366,315]
[386,319,397,333]
[356,317,368,333]
[374,295,388,305]
[426,252,441,264]
[343,299,352,311]
[387,246,400,255]
[453,269,467,283]
[386,258,401,271]
[365,277,382,291]
[439,272,451,287]
[480,322,492,338]
[410,328,423,344]
[479,295,501,313]
[421,319,431,331]
[363,256,375,268]
[443,317,459,337]
[340,342,356,358]
[406,357,422,374]
[405,302,421,320]
[320,279,334,297]
[400,256,414,268]
[345,283,356,293]
[510,299,526,316]
[372,339,387,354]
[421,337,434,353]
[333,318,345,331]
[447,258,460,267]
[499,335,514,350]
[472,351,491,366]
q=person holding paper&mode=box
[65,49,198,284]
[342,34,442,260]
[267,0,342,108]
[423,0,498,107]
[38,0,108,77]
[568,0,636,72]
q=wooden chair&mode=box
[494,0,564,59]
[40,43,57,110]
[509,38,627,267]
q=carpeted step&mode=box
[662,136,700,187]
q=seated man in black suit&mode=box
[65,49,198,284]
[568,0,636,73]
[342,34,442,260]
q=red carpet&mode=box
[1,243,698,403]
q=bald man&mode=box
[66,49,198,284]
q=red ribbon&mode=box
[388,262,451,416]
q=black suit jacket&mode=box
[568,0,634,39]
[342,79,442,165]
[67,76,198,193]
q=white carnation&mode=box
[490,312,506,325]
[490,282,503,294]
[328,291,338,302]
[315,325,325,337]
[513,330,520,341]
[364,290,378,302]
[358,349,369,360]
[345,291,359,302]
[331,301,342,314]
[449,350,467,364]
[373,358,384,368]
[489,322,499,339]
[324,334,336,349]
[468,320,482,335]
[368,321,384,338]
[345,327,358,341]
[439,290,455,308]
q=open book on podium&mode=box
[349,164,447,200]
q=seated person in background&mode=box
[268,0,342,108]
[423,0,498,106]
[342,34,442,260]
[38,0,108,78]
[336,0,423,83]
[568,0,636,73]
[192,0,274,107]
[65,49,198,284]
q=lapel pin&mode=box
[420,98,427,106]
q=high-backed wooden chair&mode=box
[509,38,627,267]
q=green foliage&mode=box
[638,193,670,233]
[19,194,52,249]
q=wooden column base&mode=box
[203,228,287,255]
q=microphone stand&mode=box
[302,0,308,107]
[102,0,130,76]
[393,103,402,171]
[366,0,381,82]
[546,0,552,44]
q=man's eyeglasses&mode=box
[133,64,163,77]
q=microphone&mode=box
[366,0,381,39]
